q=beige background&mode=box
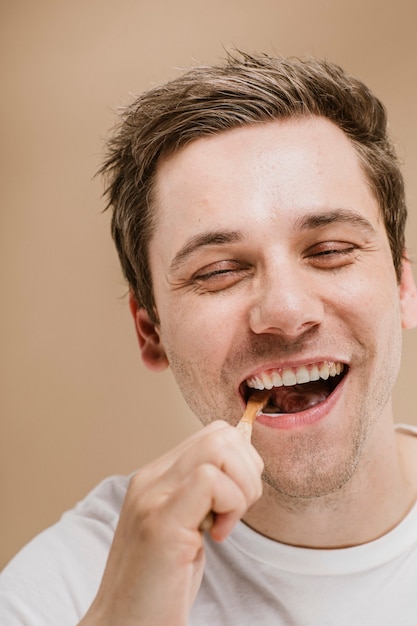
[1,0,417,569]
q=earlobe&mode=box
[399,257,417,330]
[129,293,169,372]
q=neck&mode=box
[244,424,417,548]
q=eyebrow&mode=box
[169,230,243,272]
[295,208,376,235]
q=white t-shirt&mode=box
[2,425,417,625]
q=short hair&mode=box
[100,51,407,322]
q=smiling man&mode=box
[2,52,417,625]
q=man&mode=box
[2,51,417,625]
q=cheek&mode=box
[326,262,400,315]
[320,266,402,359]
[335,271,402,356]
[158,297,244,377]
[159,295,249,409]
[157,299,245,424]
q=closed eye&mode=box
[192,260,252,292]
[306,242,359,268]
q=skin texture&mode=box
[81,116,417,625]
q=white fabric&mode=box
[2,425,417,625]
[0,474,128,625]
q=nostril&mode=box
[249,303,323,338]
[248,271,323,337]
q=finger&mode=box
[165,424,264,505]
[126,421,264,547]
[155,463,257,543]
[133,421,263,509]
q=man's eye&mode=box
[316,247,356,256]
[196,268,232,279]
[192,261,250,291]
[306,243,358,267]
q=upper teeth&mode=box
[246,361,344,390]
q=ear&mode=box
[129,293,169,371]
[399,256,417,329]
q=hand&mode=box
[79,420,264,626]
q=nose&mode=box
[249,261,324,338]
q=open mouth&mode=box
[243,361,346,414]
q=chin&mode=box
[259,429,364,503]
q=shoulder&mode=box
[0,474,130,625]
[67,473,131,529]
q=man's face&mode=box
[139,116,413,498]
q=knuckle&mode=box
[207,425,241,457]
[128,467,151,497]
[194,462,219,485]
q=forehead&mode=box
[151,116,380,257]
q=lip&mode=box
[254,370,347,431]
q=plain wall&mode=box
[1,0,417,569]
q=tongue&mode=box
[266,380,330,414]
